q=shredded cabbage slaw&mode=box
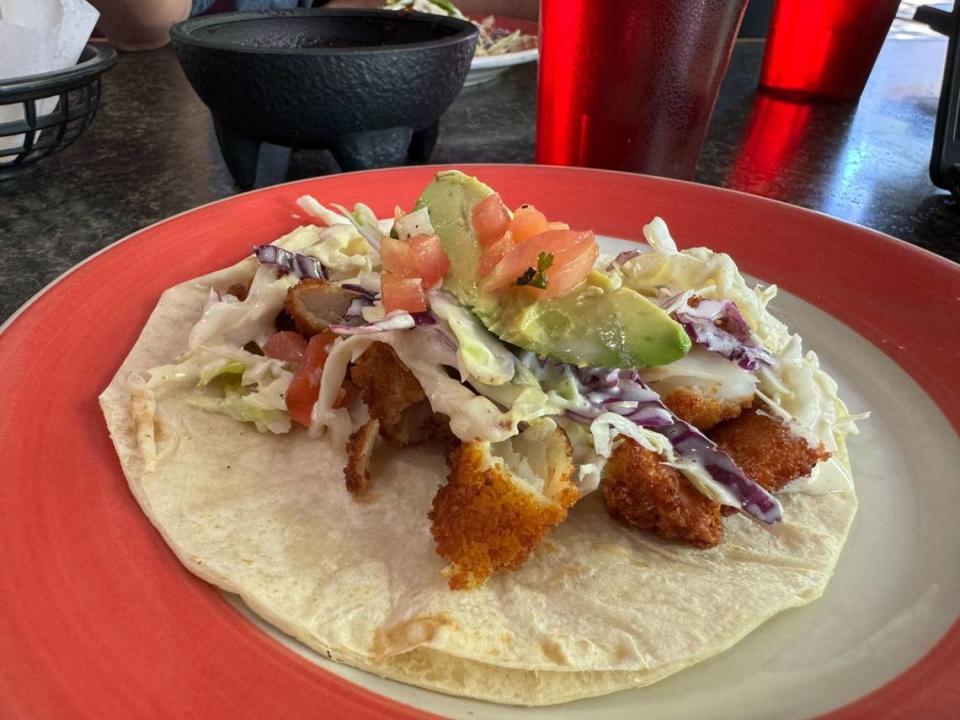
[152,194,862,525]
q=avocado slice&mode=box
[415,169,493,304]
[417,171,691,368]
[486,286,691,368]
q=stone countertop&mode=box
[1,37,957,324]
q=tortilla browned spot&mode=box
[371,614,457,659]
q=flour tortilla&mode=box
[99,259,858,706]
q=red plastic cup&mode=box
[535,0,748,180]
[759,0,901,101]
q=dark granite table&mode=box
[1,37,957,323]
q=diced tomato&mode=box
[381,272,427,313]
[381,233,450,288]
[408,234,450,288]
[508,205,551,244]
[534,233,599,299]
[480,229,599,299]
[379,236,417,278]
[478,230,515,277]
[263,331,307,364]
[472,193,511,247]
[285,329,337,427]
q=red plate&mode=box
[1,165,958,718]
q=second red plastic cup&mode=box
[759,0,901,101]
[536,0,748,180]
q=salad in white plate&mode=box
[384,0,536,56]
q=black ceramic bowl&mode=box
[170,9,477,188]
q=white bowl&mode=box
[464,44,538,86]
[462,16,537,87]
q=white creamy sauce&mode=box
[781,456,854,495]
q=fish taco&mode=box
[100,170,862,705]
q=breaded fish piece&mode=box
[643,347,758,430]
[377,398,455,448]
[602,407,831,545]
[344,418,380,496]
[429,421,579,590]
[662,387,753,431]
[708,407,830,493]
[349,342,425,421]
[348,342,453,447]
[284,279,360,336]
[601,438,724,548]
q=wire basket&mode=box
[0,43,117,180]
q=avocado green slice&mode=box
[485,287,690,368]
[417,171,691,368]
[416,169,493,303]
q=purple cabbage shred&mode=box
[340,283,377,300]
[562,364,782,524]
[673,298,775,371]
[254,245,327,280]
[605,249,641,272]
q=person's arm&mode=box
[90,0,193,51]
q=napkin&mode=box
[0,0,100,162]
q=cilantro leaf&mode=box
[515,252,555,290]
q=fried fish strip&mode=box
[708,407,830,493]
[601,438,725,548]
[603,407,831,546]
[285,279,360,337]
[662,387,753,431]
[348,342,453,447]
[430,425,579,590]
[344,418,380,495]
